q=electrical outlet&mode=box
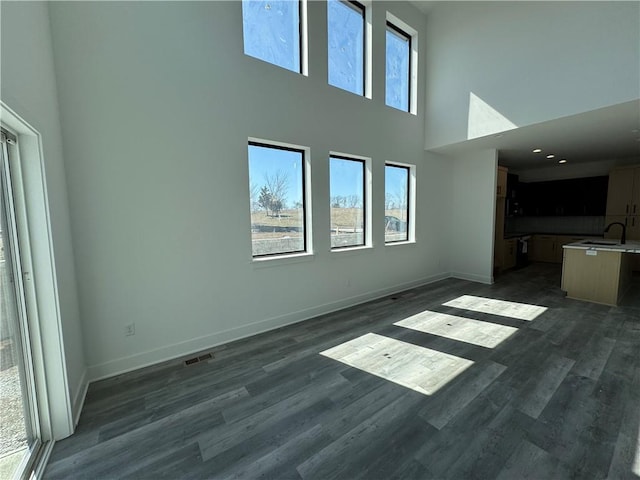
[124,323,136,336]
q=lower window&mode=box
[330,155,366,249]
[385,163,411,243]
[248,141,307,257]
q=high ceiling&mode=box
[409,2,639,173]
[429,100,640,171]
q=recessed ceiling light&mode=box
[532,148,542,153]
[546,154,555,159]
[632,129,639,133]
[558,159,567,164]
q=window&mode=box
[248,141,308,257]
[385,16,414,112]
[327,0,366,96]
[385,163,411,243]
[242,0,304,74]
[330,155,367,249]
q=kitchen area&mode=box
[495,163,640,306]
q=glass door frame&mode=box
[1,127,43,479]
[1,100,77,479]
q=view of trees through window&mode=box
[386,22,411,111]
[385,164,409,242]
[330,156,365,249]
[242,0,301,73]
[327,0,365,96]
[248,143,306,256]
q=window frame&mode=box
[385,21,411,111]
[385,12,418,114]
[247,139,311,259]
[384,162,415,245]
[242,0,308,76]
[327,0,368,97]
[329,153,369,251]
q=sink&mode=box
[581,241,618,246]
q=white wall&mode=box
[0,1,85,437]
[47,1,453,379]
[450,149,498,284]
[424,1,640,149]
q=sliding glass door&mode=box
[0,129,41,480]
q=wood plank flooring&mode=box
[44,264,640,479]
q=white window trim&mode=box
[300,0,309,76]
[384,160,416,245]
[363,0,373,99]
[248,137,313,262]
[329,150,372,251]
[385,11,418,115]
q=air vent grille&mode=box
[184,352,214,366]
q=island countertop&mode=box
[563,239,640,254]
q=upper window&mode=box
[385,164,411,243]
[242,1,303,74]
[327,0,366,96]
[330,155,367,249]
[248,141,308,257]
[385,18,413,112]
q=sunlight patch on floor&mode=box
[442,295,547,321]
[394,310,518,348]
[321,333,474,396]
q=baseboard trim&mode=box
[87,272,452,382]
[450,271,493,284]
[71,368,88,428]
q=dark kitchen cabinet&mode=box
[520,176,608,216]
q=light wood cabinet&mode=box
[628,215,640,239]
[603,215,640,272]
[604,215,640,241]
[503,239,517,270]
[604,166,640,272]
[606,165,640,216]
[555,236,587,263]
[604,215,628,241]
[562,248,633,306]
[494,166,508,272]
[529,235,557,263]
[530,234,587,264]
[497,166,508,198]
[633,168,640,214]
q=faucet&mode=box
[604,222,626,244]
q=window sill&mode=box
[330,245,373,256]
[384,240,416,248]
[251,252,314,269]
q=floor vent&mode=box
[184,352,214,366]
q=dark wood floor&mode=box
[44,263,640,479]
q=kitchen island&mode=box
[561,240,640,306]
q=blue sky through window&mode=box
[385,165,408,209]
[386,25,410,111]
[385,164,409,241]
[330,157,364,205]
[248,144,304,209]
[328,0,364,95]
[242,0,300,73]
